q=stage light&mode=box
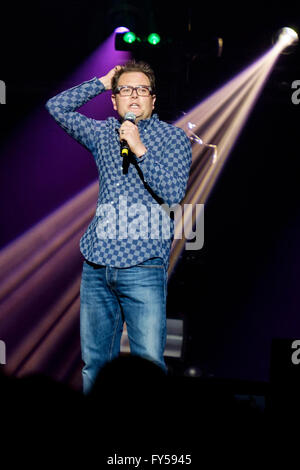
[114,26,130,33]
[147,33,161,45]
[115,31,221,56]
[184,365,203,377]
[273,26,299,54]
[123,31,137,44]
[277,27,298,46]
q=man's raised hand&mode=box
[99,66,122,90]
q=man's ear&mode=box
[111,94,117,111]
[152,94,156,110]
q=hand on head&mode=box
[99,65,122,90]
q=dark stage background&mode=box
[0,0,299,389]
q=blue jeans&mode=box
[80,257,168,394]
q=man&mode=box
[46,60,192,394]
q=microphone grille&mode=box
[124,112,136,122]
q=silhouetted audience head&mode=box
[87,355,168,444]
[90,354,166,395]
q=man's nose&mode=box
[131,88,139,97]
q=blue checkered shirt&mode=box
[45,77,192,269]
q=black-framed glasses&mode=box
[115,85,153,97]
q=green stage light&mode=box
[148,33,161,45]
[123,31,136,44]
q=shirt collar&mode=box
[108,113,159,131]
[137,113,159,131]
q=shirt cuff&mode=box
[134,152,147,163]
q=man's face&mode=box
[111,71,156,122]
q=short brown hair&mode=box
[112,60,156,95]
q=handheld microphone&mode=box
[121,112,136,173]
